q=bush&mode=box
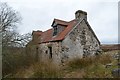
[2,47,35,77]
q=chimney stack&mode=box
[75,10,87,21]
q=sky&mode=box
[0,0,119,44]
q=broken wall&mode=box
[38,42,62,64]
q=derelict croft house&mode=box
[26,10,100,64]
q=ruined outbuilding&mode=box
[26,10,101,64]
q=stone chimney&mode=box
[75,10,87,21]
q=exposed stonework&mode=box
[26,10,101,65]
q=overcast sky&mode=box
[0,0,119,44]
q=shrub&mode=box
[2,47,35,77]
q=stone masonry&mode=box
[26,10,101,65]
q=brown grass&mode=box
[31,61,62,78]
[3,50,118,78]
[67,53,113,70]
[67,56,97,70]
[8,60,63,78]
[98,53,113,65]
[66,52,116,78]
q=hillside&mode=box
[4,50,120,78]
[101,44,120,51]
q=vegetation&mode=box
[2,50,119,78]
[31,61,62,78]
[0,2,32,78]
[8,61,62,78]
[65,50,119,78]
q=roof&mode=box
[51,19,69,26]
[33,18,100,44]
[40,19,77,43]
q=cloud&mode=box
[1,0,118,44]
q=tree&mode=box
[0,3,22,76]
[0,3,33,77]
[10,32,32,47]
[19,33,32,47]
[0,3,21,32]
[0,2,22,47]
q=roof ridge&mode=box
[54,18,69,23]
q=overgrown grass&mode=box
[31,61,62,78]
[84,64,109,78]
[98,53,113,65]
[67,53,113,70]
[3,49,119,78]
[7,61,63,78]
[66,51,118,78]
[67,56,96,70]
[83,62,118,78]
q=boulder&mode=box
[111,68,120,78]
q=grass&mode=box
[67,56,96,70]
[64,50,119,78]
[83,62,118,78]
[3,50,120,78]
[66,53,113,70]
[31,61,62,78]
[8,60,63,78]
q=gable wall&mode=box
[61,20,100,61]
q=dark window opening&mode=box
[48,47,52,58]
[53,26,57,36]
[36,47,39,61]
[45,50,48,54]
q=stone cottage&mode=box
[26,10,101,64]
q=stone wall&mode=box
[61,19,100,62]
[26,19,100,65]
[38,42,62,64]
